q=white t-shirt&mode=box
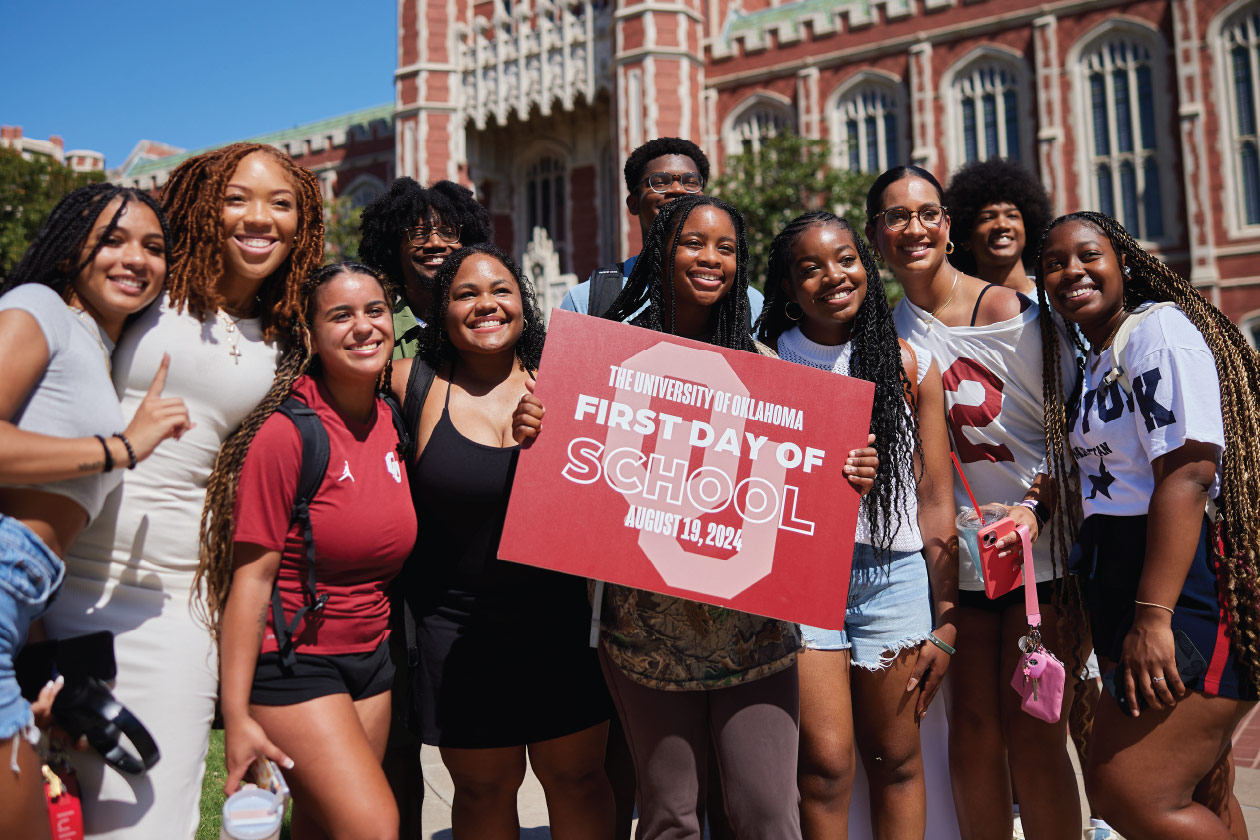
[777,326,929,552]
[1070,303,1223,518]
[894,296,1075,589]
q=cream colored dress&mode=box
[44,295,279,839]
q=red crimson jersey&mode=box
[234,375,416,655]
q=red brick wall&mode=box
[570,164,600,278]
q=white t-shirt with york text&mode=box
[1070,303,1224,518]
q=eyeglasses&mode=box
[872,204,947,231]
[639,171,704,194]
[403,222,461,244]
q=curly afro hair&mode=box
[415,243,546,370]
[623,138,711,194]
[944,158,1051,277]
[358,178,493,292]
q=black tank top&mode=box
[406,361,574,625]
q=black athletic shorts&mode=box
[250,637,395,706]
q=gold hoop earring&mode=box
[945,241,955,255]
[785,300,803,322]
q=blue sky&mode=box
[0,1,395,169]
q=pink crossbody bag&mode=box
[1008,524,1066,723]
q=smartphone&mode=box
[978,517,1023,599]
[250,757,290,804]
[1100,629,1208,712]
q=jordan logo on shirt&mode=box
[337,460,355,482]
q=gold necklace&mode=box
[215,309,244,365]
[923,270,960,331]
[67,305,111,375]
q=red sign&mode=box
[499,309,875,629]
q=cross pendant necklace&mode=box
[217,309,244,365]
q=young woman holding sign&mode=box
[391,243,614,839]
[757,210,957,838]
[596,194,877,839]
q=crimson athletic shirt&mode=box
[234,374,416,655]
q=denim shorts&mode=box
[0,516,65,739]
[800,544,933,670]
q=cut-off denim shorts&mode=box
[0,515,65,740]
[800,543,932,670]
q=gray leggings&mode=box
[600,646,802,840]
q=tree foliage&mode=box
[324,195,364,261]
[712,131,888,297]
[0,149,105,277]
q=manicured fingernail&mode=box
[284,758,295,769]
[906,678,918,691]
[43,680,54,692]
[54,675,64,686]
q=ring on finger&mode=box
[1151,676,1165,683]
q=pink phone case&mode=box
[978,516,1024,599]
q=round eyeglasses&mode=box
[639,171,704,194]
[873,204,946,231]
[403,222,461,244]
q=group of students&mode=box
[0,132,1257,840]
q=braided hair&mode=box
[358,178,494,296]
[196,261,398,638]
[603,195,756,353]
[1035,211,1260,692]
[414,243,547,371]
[2,183,171,297]
[758,210,921,559]
[160,143,324,340]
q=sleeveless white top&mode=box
[893,296,1075,589]
[777,326,929,552]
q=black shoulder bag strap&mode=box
[588,262,625,318]
[273,397,331,669]
[400,359,437,667]
[382,391,412,463]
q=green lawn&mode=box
[198,729,291,840]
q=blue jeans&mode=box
[0,516,64,738]
[799,544,932,670]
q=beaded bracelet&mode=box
[95,434,114,473]
[113,433,138,470]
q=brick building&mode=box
[111,105,397,208]
[396,0,1260,343]
[1,125,104,174]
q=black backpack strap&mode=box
[399,360,437,669]
[273,397,332,669]
[588,263,625,317]
[403,358,438,453]
[381,391,412,463]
